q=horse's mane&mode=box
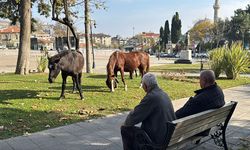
[106,51,119,77]
[50,50,82,62]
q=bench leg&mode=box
[222,130,228,150]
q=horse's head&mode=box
[106,75,119,92]
[48,57,60,83]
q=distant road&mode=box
[0,49,178,74]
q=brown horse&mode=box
[106,51,150,92]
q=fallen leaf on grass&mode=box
[17,119,23,122]
[78,109,87,115]
[45,124,50,128]
[24,132,31,136]
[31,105,38,109]
[98,108,105,111]
[59,117,70,122]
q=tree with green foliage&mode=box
[159,26,164,50]
[0,0,105,74]
[0,0,50,75]
[231,6,250,47]
[171,12,182,44]
[163,20,170,49]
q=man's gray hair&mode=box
[142,73,158,88]
[200,70,216,84]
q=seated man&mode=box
[176,70,225,118]
[121,73,176,150]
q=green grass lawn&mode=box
[150,63,250,74]
[150,63,210,73]
[1,73,250,139]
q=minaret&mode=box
[213,0,220,23]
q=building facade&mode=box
[0,25,20,49]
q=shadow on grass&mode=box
[0,90,39,104]
[112,107,131,112]
[86,74,106,79]
[0,107,64,139]
[48,85,110,93]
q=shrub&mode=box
[209,43,250,79]
[37,55,48,73]
[209,47,225,79]
[223,43,250,79]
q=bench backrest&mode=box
[166,101,237,147]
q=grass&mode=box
[150,62,250,74]
[1,73,250,139]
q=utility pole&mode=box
[85,0,92,73]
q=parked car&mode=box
[0,45,7,49]
[197,53,209,58]
[160,53,169,58]
[175,53,180,58]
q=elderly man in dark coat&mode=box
[120,73,176,150]
[176,70,225,118]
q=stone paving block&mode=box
[79,134,113,146]
[227,129,250,146]
[42,126,67,134]
[192,142,221,150]
[103,143,123,150]
[61,124,84,135]
[28,132,61,147]
[49,132,79,144]
[39,143,68,150]
[6,136,39,150]
[0,140,14,150]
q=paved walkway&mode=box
[1,85,250,150]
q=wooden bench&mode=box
[135,101,238,150]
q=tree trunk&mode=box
[85,0,92,73]
[15,0,31,75]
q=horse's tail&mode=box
[146,54,150,73]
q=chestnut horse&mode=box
[106,51,150,92]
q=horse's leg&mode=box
[75,73,84,100]
[135,69,138,77]
[114,70,119,88]
[72,77,77,93]
[120,69,127,91]
[60,73,67,100]
[139,67,144,88]
[129,71,133,79]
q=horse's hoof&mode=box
[59,96,65,101]
[139,83,143,88]
[125,85,128,91]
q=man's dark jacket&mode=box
[124,85,176,145]
[176,83,225,119]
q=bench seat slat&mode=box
[172,110,230,137]
[169,116,227,145]
[173,103,234,126]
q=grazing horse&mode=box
[106,51,150,92]
[48,50,84,100]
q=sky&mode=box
[33,0,250,38]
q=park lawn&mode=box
[0,73,250,139]
[150,62,250,74]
